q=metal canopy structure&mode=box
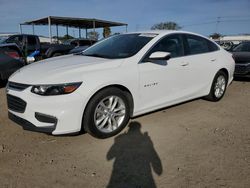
[20,16,128,42]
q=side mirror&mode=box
[26,56,35,64]
[149,51,171,60]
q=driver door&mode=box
[137,34,191,112]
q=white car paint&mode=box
[7,30,235,135]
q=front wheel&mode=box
[83,88,131,138]
[205,71,228,102]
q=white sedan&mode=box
[6,31,235,138]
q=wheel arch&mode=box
[219,68,229,80]
[81,84,134,131]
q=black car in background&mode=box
[1,34,96,61]
[0,43,25,83]
[232,41,250,78]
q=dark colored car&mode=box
[51,38,96,56]
[1,34,96,60]
[0,43,25,82]
[232,41,250,77]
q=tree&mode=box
[209,33,222,39]
[103,27,111,38]
[151,21,181,30]
[87,31,99,40]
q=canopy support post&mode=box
[79,27,81,38]
[19,24,23,34]
[32,24,35,35]
[48,16,52,43]
[56,24,59,43]
[66,26,69,39]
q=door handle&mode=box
[211,59,216,62]
[180,62,189,66]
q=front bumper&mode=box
[234,63,250,77]
[6,85,86,135]
[9,112,56,133]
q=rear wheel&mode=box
[83,87,130,138]
[205,71,228,102]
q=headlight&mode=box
[31,82,82,96]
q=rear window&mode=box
[186,35,210,55]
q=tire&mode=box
[205,70,228,102]
[83,87,131,138]
[52,53,62,57]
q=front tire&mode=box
[83,87,130,138]
[205,70,228,102]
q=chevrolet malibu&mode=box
[6,31,235,138]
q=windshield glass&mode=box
[63,39,74,45]
[82,33,157,59]
[233,42,250,52]
[0,36,7,44]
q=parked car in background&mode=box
[0,43,25,82]
[0,34,96,61]
[6,31,234,138]
[48,38,96,56]
[231,41,250,77]
[68,39,96,54]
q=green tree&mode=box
[87,31,99,40]
[103,27,111,38]
[151,22,181,30]
[209,33,222,39]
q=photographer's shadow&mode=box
[107,121,163,188]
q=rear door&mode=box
[25,36,40,56]
[181,34,220,95]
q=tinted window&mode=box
[82,34,156,59]
[233,42,250,52]
[186,35,210,55]
[27,36,37,46]
[207,40,219,52]
[144,34,184,60]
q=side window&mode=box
[27,36,37,46]
[207,40,219,52]
[144,34,184,60]
[186,35,210,55]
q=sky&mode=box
[0,0,249,38]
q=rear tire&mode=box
[83,87,131,138]
[205,71,228,102]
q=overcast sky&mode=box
[0,0,249,37]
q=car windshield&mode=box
[0,36,7,44]
[63,39,74,45]
[233,42,250,52]
[81,33,157,59]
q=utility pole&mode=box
[215,16,221,33]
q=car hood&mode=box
[232,52,250,63]
[9,54,123,84]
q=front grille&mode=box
[8,82,31,91]
[7,94,27,113]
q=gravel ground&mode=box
[0,79,249,188]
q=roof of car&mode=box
[127,30,202,36]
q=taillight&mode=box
[5,51,20,60]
